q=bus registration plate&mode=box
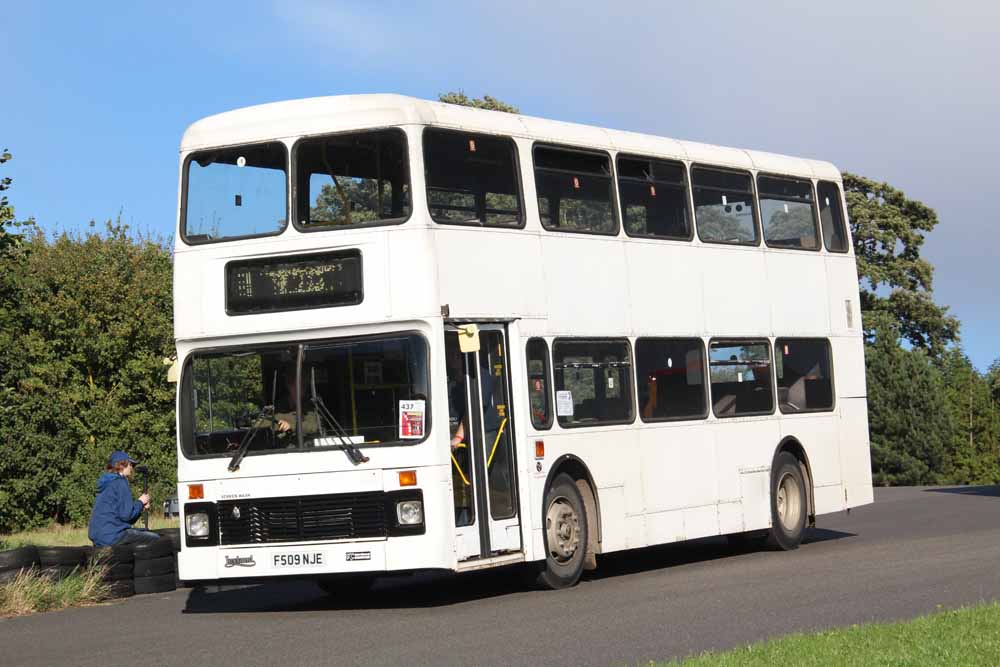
[273,552,325,569]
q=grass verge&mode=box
[0,515,178,550]
[0,562,109,617]
[671,601,1000,666]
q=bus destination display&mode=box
[225,250,363,315]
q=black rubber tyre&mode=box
[134,573,177,595]
[103,562,134,581]
[153,528,181,552]
[316,575,376,597]
[0,567,35,584]
[37,546,89,568]
[90,545,134,566]
[766,452,808,551]
[134,555,175,578]
[537,474,588,590]
[131,537,174,560]
[40,564,82,581]
[106,579,135,598]
[0,545,39,570]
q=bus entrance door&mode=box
[446,325,522,561]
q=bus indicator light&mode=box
[535,440,545,459]
[188,484,204,500]
[398,470,417,487]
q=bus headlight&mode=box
[396,500,423,525]
[186,512,210,537]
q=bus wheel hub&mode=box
[546,497,580,562]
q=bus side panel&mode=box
[702,248,769,337]
[541,236,630,336]
[766,251,831,335]
[713,419,782,532]
[781,414,843,514]
[839,396,874,508]
[825,255,863,338]
[628,243,704,336]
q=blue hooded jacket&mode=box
[88,472,144,546]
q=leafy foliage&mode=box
[0,221,174,531]
[843,172,959,357]
[437,91,520,114]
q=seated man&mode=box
[88,451,158,547]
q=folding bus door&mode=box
[445,324,522,560]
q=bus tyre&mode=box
[767,452,807,551]
[134,572,177,595]
[538,474,588,590]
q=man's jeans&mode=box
[116,528,161,546]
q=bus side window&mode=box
[817,181,849,253]
[525,338,553,430]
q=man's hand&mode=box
[139,493,151,508]
[276,419,292,433]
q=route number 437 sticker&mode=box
[399,400,425,439]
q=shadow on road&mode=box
[924,485,1000,497]
[181,528,856,614]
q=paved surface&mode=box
[3,486,1000,666]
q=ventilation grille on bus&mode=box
[217,492,387,545]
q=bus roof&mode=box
[181,94,841,181]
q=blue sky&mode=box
[4,1,998,369]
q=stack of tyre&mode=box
[1,533,180,598]
[0,545,40,584]
[132,536,177,595]
[91,545,136,598]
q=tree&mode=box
[437,91,520,114]
[0,149,22,254]
[0,222,175,531]
[865,316,954,486]
[939,349,1000,484]
[843,173,959,357]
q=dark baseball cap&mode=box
[108,451,138,466]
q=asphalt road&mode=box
[3,486,999,666]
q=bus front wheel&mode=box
[767,452,807,550]
[538,474,588,590]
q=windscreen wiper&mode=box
[310,368,369,465]
[227,405,274,472]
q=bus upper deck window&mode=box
[758,175,819,250]
[424,129,523,227]
[692,167,758,246]
[294,129,411,230]
[617,156,692,241]
[534,146,617,235]
[183,142,288,244]
[817,181,849,252]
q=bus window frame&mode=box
[757,173,822,252]
[290,126,413,234]
[691,164,761,247]
[177,329,432,461]
[552,337,636,428]
[774,337,836,414]
[422,127,526,229]
[616,153,695,242]
[816,180,851,254]
[180,140,290,246]
[532,142,621,237]
[708,337,776,419]
[634,337,709,423]
[525,337,554,430]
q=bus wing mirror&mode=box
[165,356,180,383]
[458,324,480,353]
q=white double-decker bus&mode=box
[174,94,872,590]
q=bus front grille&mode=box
[217,492,387,545]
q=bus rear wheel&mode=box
[537,474,588,590]
[767,452,807,550]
